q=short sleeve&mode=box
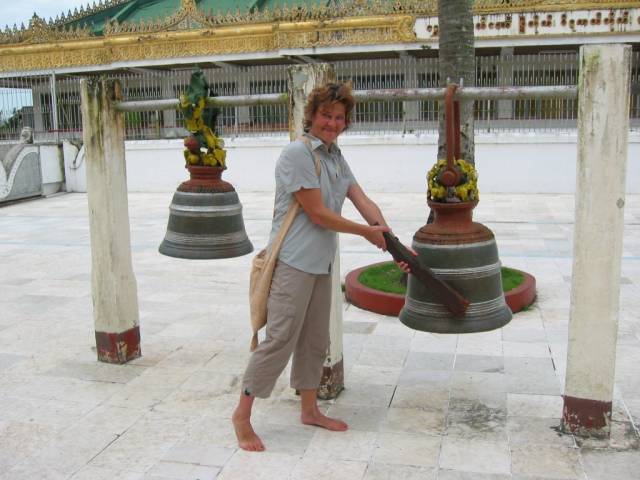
[276,141,321,194]
[340,155,358,187]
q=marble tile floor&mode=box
[0,192,639,480]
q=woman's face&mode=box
[309,102,347,146]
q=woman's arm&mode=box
[346,183,414,273]
[293,188,388,250]
[347,183,387,227]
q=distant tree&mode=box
[0,108,23,134]
[437,0,475,164]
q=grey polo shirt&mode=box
[268,133,358,274]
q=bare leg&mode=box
[299,389,348,431]
[232,393,265,451]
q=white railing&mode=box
[1,52,638,142]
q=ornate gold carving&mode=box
[103,0,213,35]
[0,15,415,73]
[100,0,431,36]
[2,0,638,46]
[0,1,417,73]
[0,14,94,45]
[1,0,432,44]
[0,16,415,71]
[48,0,129,27]
[1,0,639,72]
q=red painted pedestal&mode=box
[95,326,141,364]
[345,263,536,316]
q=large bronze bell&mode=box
[159,165,253,259]
[399,200,512,333]
[399,84,511,333]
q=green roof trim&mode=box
[64,0,182,35]
[123,0,182,25]
[61,0,336,35]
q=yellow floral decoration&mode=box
[427,159,479,202]
[180,70,227,169]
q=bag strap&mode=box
[302,135,323,178]
[269,136,321,250]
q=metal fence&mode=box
[1,51,638,142]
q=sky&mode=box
[2,1,91,29]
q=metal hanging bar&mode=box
[114,93,288,112]
[113,85,578,113]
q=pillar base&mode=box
[562,395,612,438]
[95,326,141,364]
[318,359,344,400]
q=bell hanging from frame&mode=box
[159,164,253,260]
[159,68,252,260]
[399,199,512,334]
[399,83,511,334]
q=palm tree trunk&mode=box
[437,0,475,164]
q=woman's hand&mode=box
[363,225,390,250]
[396,246,418,274]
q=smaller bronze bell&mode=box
[159,165,253,259]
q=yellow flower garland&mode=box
[427,159,479,202]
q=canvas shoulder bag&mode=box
[248,137,321,351]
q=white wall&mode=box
[113,133,639,194]
[62,141,86,192]
[39,144,64,195]
[62,134,638,194]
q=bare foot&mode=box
[232,412,265,451]
[301,411,348,431]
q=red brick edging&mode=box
[345,262,536,316]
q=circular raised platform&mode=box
[345,262,536,316]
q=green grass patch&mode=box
[358,262,407,294]
[500,267,524,292]
[358,262,525,294]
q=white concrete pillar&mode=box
[497,47,514,120]
[287,64,345,399]
[161,77,176,136]
[80,78,141,364]
[562,44,631,437]
[237,78,251,130]
[32,85,46,139]
[50,72,60,142]
[288,64,335,139]
[402,56,421,131]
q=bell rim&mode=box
[399,305,512,334]
[158,238,254,260]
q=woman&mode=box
[232,82,407,451]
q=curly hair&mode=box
[303,82,354,132]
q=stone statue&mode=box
[19,127,34,144]
[2,127,33,176]
[1,127,37,201]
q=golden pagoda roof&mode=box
[2,0,638,45]
[0,0,638,74]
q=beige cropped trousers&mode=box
[242,261,332,399]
